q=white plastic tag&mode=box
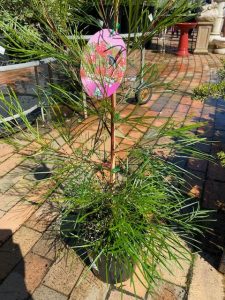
[98,19,104,28]
[148,13,153,22]
[0,46,5,55]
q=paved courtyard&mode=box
[0,52,225,300]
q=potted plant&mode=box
[0,0,209,296]
[0,87,211,290]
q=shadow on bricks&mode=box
[183,97,225,272]
[0,229,33,300]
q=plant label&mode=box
[0,46,5,55]
[80,29,127,99]
[148,14,153,22]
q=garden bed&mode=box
[0,56,55,72]
[0,57,56,135]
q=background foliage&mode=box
[193,59,225,101]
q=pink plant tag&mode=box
[80,29,127,99]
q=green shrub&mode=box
[218,151,225,167]
[193,81,225,101]
[193,59,225,101]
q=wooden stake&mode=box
[114,0,119,31]
[110,93,116,184]
[110,0,119,184]
[82,91,88,119]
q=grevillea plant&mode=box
[0,0,210,296]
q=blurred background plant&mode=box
[218,151,225,167]
[0,0,204,112]
[193,59,225,101]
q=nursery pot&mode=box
[60,212,134,284]
[88,252,133,284]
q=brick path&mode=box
[0,52,224,300]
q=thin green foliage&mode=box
[193,58,225,101]
[0,89,213,295]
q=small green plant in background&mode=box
[193,59,225,101]
[192,81,225,101]
[218,151,225,167]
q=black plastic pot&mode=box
[60,211,134,284]
[89,252,133,284]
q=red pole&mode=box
[110,93,116,184]
[110,1,119,185]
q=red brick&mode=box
[176,104,190,114]
[0,202,37,245]
[0,154,23,177]
[0,252,51,299]
[120,109,134,118]
[148,282,185,300]
[127,129,143,141]
[70,268,109,300]
[188,255,224,300]
[117,124,133,136]
[152,119,167,127]
[144,111,159,117]
[0,226,41,281]
[99,138,111,152]
[0,193,21,212]
[0,143,14,163]
[109,290,135,300]
[207,162,225,182]
[43,249,84,295]
[116,150,128,160]
[159,108,174,117]
[191,100,204,109]
[203,180,225,209]
[118,143,133,152]
[188,107,202,117]
[187,159,208,173]
[31,285,67,300]
[150,94,160,101]
[31,230,62,261]
[25,202,58,233]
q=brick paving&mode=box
[0,52,225,300]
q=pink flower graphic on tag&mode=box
[81,29,127,99]
[96,42,107,57]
